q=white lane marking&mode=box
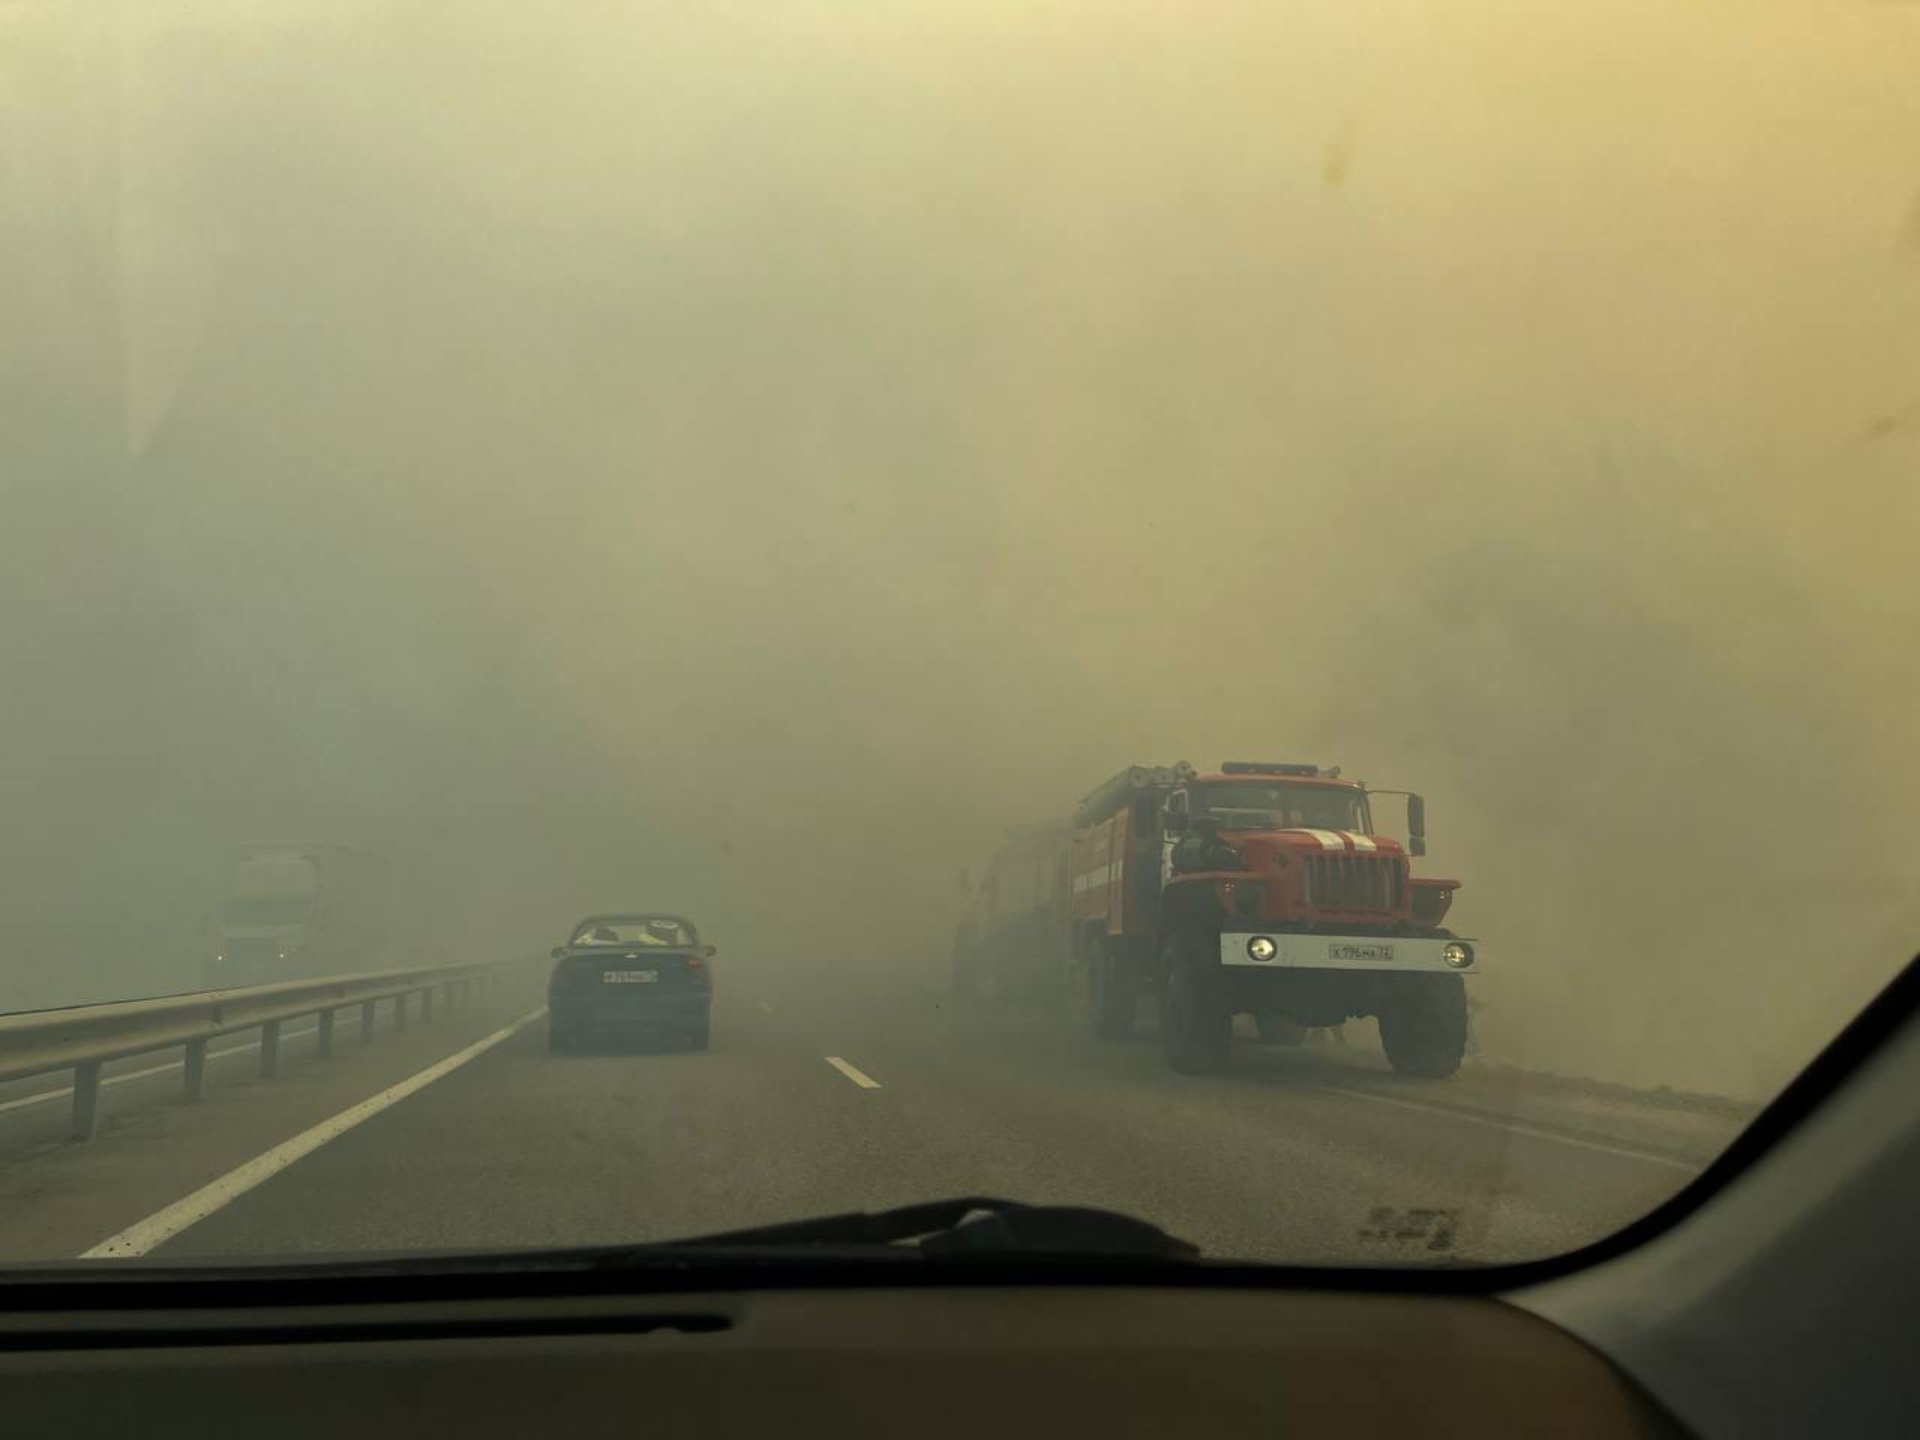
[79,1008,546,1259]
[756,1001,775,1015]
[1319,1084,1702,1173]
[825,1055,882,1090]
[0,1022,322,1117]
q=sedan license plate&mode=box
[1327,943,1394,963]
[603,970,659,984]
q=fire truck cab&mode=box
[1068,761,1476,1078]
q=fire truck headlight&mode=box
[1443,942,1474,969]
[1246,936,1278,962]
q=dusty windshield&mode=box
[1,1,1915,1273]
[1193,784,1366,832]
[223,896,314,927]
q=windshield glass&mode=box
[224,897,313,926]
[572,919,696,948]
[1194,784,1366,831]
[1,0,1914,1276]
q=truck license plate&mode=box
[604,970,659,984]
[1328,943,1394,963]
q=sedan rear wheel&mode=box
[685,1012,712,1051]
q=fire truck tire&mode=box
[1160,935,1233,1074]
[1378,973,1468,1078]
[1254,1013,1308,1046]
[1090,944,1138,1039]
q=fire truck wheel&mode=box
[1090,944,1139,1039]
[1254,1014,1308,1046]
[1160,936,1233,1074]
[1378,973,1468,1078]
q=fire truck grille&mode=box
[1303,854,1401,913]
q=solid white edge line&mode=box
[0,1022,324,1117]
[824,1055,882,1090]
[78,1007,546,1259]
[1319,1083,1703,1173]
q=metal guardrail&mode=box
[0,961,519,1142]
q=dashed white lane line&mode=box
[1319,1084,1703,1173]
[79,1008,546,1260]
[825,1055,882,1090]
[0,1022,322,1117]
[757,1001,775,1015]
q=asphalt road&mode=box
[0,969,1741,1269]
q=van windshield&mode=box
[224,896,313,926]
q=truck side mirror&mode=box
[1407,794,1427,858]
[549,946,567,960]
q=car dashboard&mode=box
[0,1283,1678,1439]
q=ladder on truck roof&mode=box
[1073,762,1195,830]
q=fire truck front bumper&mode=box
[1217,932,1477,973]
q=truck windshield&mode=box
[1195,784,1366,832]
[224,896,313,926]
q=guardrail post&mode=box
[361,999,377,1042]
[395,991,408,1032]
[260,1020,281,1078]
[421,985,435,1023]
[184,1039,208,1101]
[72,1063,103,1142]
[317,1008,335,1059]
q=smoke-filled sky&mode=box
[4,0,1917,1092]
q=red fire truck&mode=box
[953,761,1476,1077]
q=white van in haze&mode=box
[206,843,390,986]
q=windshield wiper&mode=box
[651,1196,1200,1262]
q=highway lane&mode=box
[137,980,1745,1267]
[0,971,530,1149]
[0,1020,324,1149]
[0,979,548,1261]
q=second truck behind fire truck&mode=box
[952,761,1477,1077]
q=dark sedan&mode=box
[546,913,714,1053]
